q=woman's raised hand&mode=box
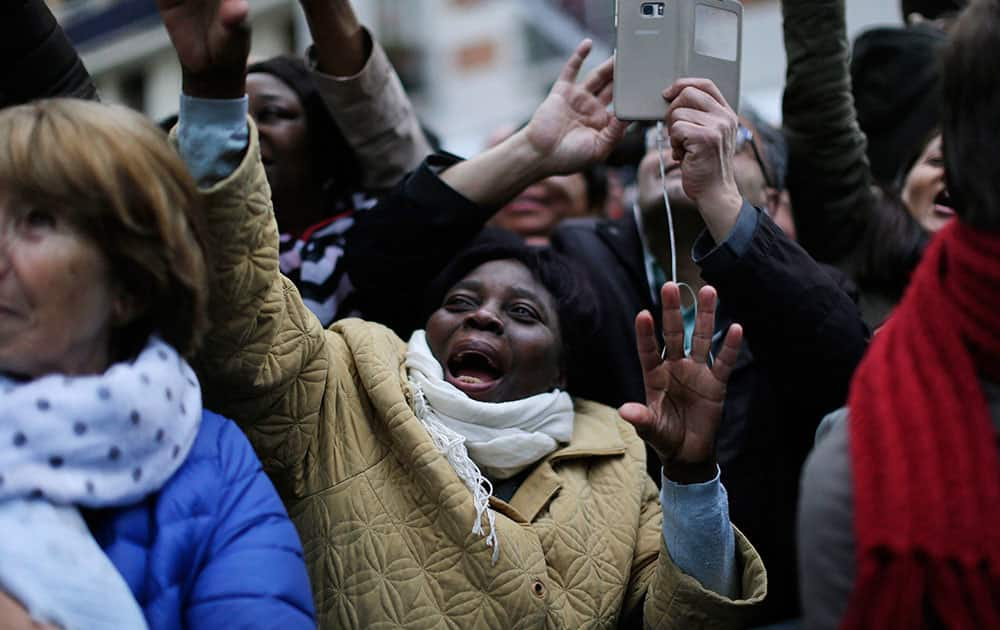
[156,0,250,99]
[619,283,743,484]
[523,40,629,177]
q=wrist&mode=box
[182,71,246,100]
[696,185,743,243]
[662,458,718,485]
[514,127,569,181]
[301,1,369,77]
[507,128,555,179]
[300,0,361,28]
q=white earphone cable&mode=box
[655,121,707,362]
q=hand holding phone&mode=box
[665,78,744,241]
[614,0,743,121]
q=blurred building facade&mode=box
[50,0,901,156]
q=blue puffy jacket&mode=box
[86,411,315,629]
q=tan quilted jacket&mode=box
[191,123,767,629]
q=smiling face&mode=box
[901,135,955,233]
[491,174,590,243]
[424,259,565,403]
[0,185,120,378]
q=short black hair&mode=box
[424,229,602,394]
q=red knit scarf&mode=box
[844,221,1000,628]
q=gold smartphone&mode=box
[614,0,743,121]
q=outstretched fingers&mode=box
[601,115,631,148]
[218,0,249,27]
[710,324,743,385]
[558,39,594,84]
[660,283,685,362]
[634,310,662,376]
[618,402,656,432]
[582,56,615,95]
[691,285,717,364]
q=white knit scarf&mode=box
[0,337,202,629]
[405,330,574,564]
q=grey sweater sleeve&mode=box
[798,408,856,630]
[308,31,432,191]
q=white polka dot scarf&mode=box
[0,336,202,506]
[0,337,201,629]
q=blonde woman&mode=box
[0,100,314,629]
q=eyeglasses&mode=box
[644,124,776,190]
[737,125,776,191]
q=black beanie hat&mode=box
[851,23,946,185]
[247,55,362,196]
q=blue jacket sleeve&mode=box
[184,418,315,629]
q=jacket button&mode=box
[532,580,546,598]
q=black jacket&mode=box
[345,154,871,623]
[1,0,97,107]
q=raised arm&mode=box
[344,41,628,335]
[300,0,432,189]
[663,75,870,457]
[781,0,878,265]
[0,0,98,106]
[159,0,332,498]
[619,284,767,626]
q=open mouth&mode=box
[933,189,956,219]
[446,349,503,395]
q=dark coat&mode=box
[1,0,97,107]
[344,154,871,623]
[782,0,929,327]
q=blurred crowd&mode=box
[0,0,997,628]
